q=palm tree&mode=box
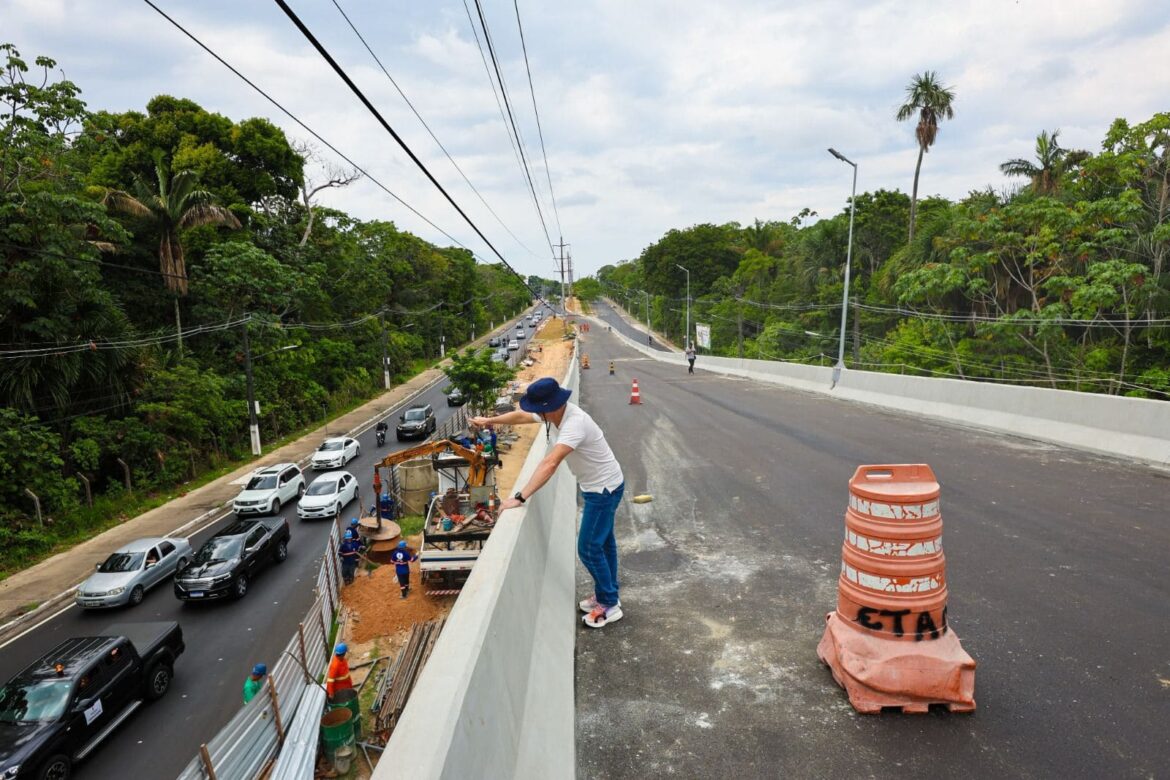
[896,71,956,242]
[1000,129,1070,195]
[103,161,240,354]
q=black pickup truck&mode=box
[0,621,184,779]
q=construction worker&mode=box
[348,518,367,552]
[339,530,361,585]
[243,663,267,704]
[390,540,418,598]
[325,644,352,699]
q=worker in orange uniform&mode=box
[325,643,352,699]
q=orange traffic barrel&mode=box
[817,464,975,714]
[838,464,947,641]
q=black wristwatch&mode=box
[513,491,526,504]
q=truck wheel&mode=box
[38,754,71,780]
[128,585,145,607]
[273,539,288,563]
[233,575,249,599]
[144,662,172,701]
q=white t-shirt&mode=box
[533,402,624,492]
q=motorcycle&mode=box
[375,428,386,447]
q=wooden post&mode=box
[199,744,218,780]
[297,623,311,684]
[266,679,285,744]
[116,457,132,490]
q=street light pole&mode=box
[241,316,299,457]
[641,290,650,334]
[381,311,391,390]
[828,147,858,388]
[242,317,260,456]
[674,264,691,348]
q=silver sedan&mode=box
[75,537,194,609]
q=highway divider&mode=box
[594,314,1170,467]
[378,355,581,779]
[177,523,342,780]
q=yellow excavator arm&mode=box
[373,439,488,487]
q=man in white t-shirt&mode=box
[471,377,625,628]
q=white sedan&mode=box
[297,471,361,520]
[310,437,360,470]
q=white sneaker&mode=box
[579,595,599,613]
[583,604,623,628]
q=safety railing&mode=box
[177,523,342,780]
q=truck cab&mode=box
[0,622,184,779]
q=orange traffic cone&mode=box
[629,379,641,404]
[817,464,976,714]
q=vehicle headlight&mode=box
[3,765,22,779]
[107,587,125,596]
[212,574,233,583]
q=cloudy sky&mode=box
[5,0,1170,280]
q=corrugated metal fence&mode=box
[176,523,341,780]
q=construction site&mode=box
[317,314,577,777]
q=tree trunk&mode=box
[736,304,744,359]
[909,144,925,242]
[175,296,183,359]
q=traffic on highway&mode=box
[0,310,545,780]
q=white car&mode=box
[310,436,360,470]
[233,463,306,516]
[507,339,520,351]
[297,471,360,520]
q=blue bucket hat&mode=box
[519,377,571,413]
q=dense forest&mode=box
[596,103,1169,402]
[0,44,536,566]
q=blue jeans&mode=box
[579,483,624,607]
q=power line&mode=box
[512,0,562,240]
[327,0,543,261]
[271,0,549,307]
[140,0,488,265]
[469,0,556,256]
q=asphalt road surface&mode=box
[590,298,672,352]
[0,312,537,779]
[574,325,1169,779]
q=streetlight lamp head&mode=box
[828,148,854,165]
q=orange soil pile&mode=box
[342,536,449,644]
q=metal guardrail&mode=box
[177,523,341,780]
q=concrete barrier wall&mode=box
[379,357,580,779]
[597,315,1170,467]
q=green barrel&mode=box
[328,689,362,740]
[320,707,354,755]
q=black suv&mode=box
[396,404,436,441]
[0,621,184,779]
[173,517,290,602]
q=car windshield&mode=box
[193,536,243,564]
[245,474,277,491]
[404,409,426,421]
[318,441,343,451]
[306,480,339,496]
[98,552,144,573]
[0,678,72,723]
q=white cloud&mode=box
[2,0,1169,278]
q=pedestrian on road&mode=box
[685,344,696,374]
[390,540,418,598]
[471,377,626,629]
[339,530,361,585]
[326,644,352,699]
[243,663,266,704]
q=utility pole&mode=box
[381,312,390,390]
[554,237,570,316]
[242,317,261,456]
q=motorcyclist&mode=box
[375,419,388,446]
